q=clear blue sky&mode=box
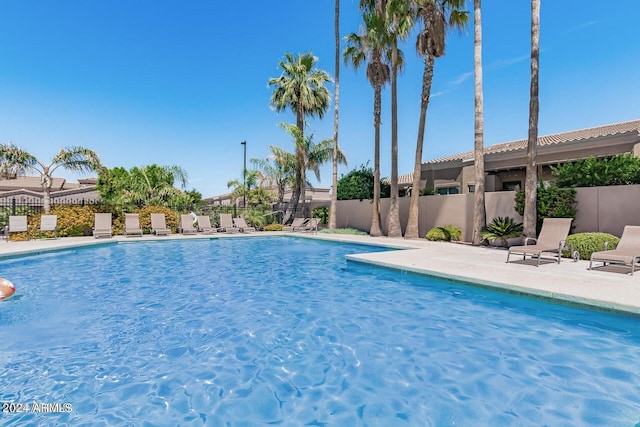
[1,1,639,198]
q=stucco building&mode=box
[416,119,640,195]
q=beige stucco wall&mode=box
[574,185,640,236]
[335,185,640,241]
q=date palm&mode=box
[279,123,347,217]
[472,0,486,245]
[523,0,541,238]
[385,0,414,237]
[405,0,469,239]
[0,143,103,213]
[268,52,333,222]
[344,4,393,236]
[251,145,295,214]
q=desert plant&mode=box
[480,217,523,246]
[425,225,462,242]
[561,232,620,260]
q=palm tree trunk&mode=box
[472,0,486,245]
[370,84,383,237]
[405,54,435,239]
[387,36,402,238]
[329,0,340,230]
[524,0,540,238]
[41,172,52,214]
[285,105,306,223]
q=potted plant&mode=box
[480,217,524,247]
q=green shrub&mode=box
[442,224,462,241]
[562,232,620,260]
[264,223,283,231]
[318,228,367,235]
[551,154,640,187]
[515,182,577,234]
[480,217,523,246]
[311,206,329,224]
[425,225,461,241]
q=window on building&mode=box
[436,185,460,195]
[502,181,521,191]
[468,185,475,193]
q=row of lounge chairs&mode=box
[4,215,59,240]
[506,217,640,276]
[2,212,260,241]
[283,217,318,233]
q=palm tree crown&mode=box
[268,52,333,133]
[0,143,103,213]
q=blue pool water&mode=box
[0,237,639,426]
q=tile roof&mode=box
[0,176,66,191]
[427,119,640,164]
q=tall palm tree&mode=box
[251,146,296,220]
[523,0,540,238]
[471,0,486,245]
[344,7,392,237]
[267,52,333,222]
[385,0,414,238]
[404,0,469,239]
[0,144,103,213]
[279,123,347,216]
[329,0,341,230]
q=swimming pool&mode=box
[0,237,639,426]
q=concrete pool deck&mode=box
[1,232,639,316]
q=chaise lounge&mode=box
[151,213,171,236]
[93,213,113,239]
[34,214,58,239]
[589,225,640,275]
[506,218,572,266]
[123,213,143,237]
[180,214,198,235]
[219,214,239,234]
[233,216,256,233]
[197,215,218,234]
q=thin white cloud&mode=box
[450,71,474,86]
[430,90,449,98]
[489,53,530,70]
[564,20,600,33]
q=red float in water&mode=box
[0,278,15,300]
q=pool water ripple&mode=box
[0,237,639,426]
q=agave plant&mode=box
[480,217,523,247]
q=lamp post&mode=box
[241,141,247,208]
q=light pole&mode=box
[241,141,247,208]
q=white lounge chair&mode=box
[123,213,143,237]
[8,215,29,241]
[180,214,198,235]
[302,217,319,234]
[506,218,572,266]
[93,213,113,239]
[197,215,218,234]
[151,213,171,236]
[233,216,256,233]
[219,213,239,233]
[34,214,58,239]
[589,225,640,275]
[283,217,307,232]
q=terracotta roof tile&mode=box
[427,119,640,164]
